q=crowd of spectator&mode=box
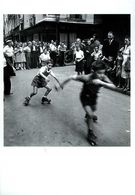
[3,40,67,70]
[70,32,130,92]
[3,31,130,95]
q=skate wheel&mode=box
[47,100,51,104]
[23,102,28,106]
[88,139,97,146]
[93,115,98,122]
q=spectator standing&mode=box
[102,31,119,83]
[3,40,14,70]
[102,31,119,61]
[49,40,58,66]
[3,55,12,95]
[90,34,102,51]
[58,42,67,66]
[21,42,26,69]
[75,45,84,75]
[3,40,15,95]
[84,39,94,74]
[38,42,44,55]
[14,42,22,70]
[14,42,26,70]
[119,36,130,91]
[23,41,32,69]
[31,40,39,68]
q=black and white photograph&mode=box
[3,14,130,146]
[1,0,135,194]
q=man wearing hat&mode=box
[3,40,14,67]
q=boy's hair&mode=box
[92,60,106,71]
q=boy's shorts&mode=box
[31,75,47,88]
[80,94,97,111]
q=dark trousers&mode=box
[31,52,38,68]
[59,51,65,66]
[25,53,31,69]
[4,66,11,95]
[50,51,57,66]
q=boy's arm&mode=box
[99,80,116,90]
[60,75,89,89]
[92,76,116,90]
[50,71,62,87]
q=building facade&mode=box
[3,14,102,46]
[3,14,130,48]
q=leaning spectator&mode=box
[102,31,119,83]
[102,31,119,62]
[84,39,94,74]
[3,40,15,76]
[3,40,16,95]
[119,36,131,91]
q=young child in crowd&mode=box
[91,46,102,61]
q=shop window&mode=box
[69,14,83,20]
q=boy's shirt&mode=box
[3,45,14,57]
[79,73,112,98]
[37,66,55,78]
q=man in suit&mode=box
[102,31,119,61]
[102,31,119,83]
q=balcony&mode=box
[42,14,59,21]
[68,14,86,22]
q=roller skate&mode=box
[41,96,51,104]
[87,129,97,146]
[93,115,98,122]
[23,96,30,106]
[85,114,98,123]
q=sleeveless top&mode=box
[81,73,102,98]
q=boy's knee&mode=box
[86,111,96,120]
[86,113,92,119]
[31,92,37,96]
[34,91,37,95]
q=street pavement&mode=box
[4,66,130,146]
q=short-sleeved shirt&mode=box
[37,66,55,78]
[39,53,50,62]
[3,45,14,57]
